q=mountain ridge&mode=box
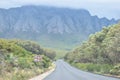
[0,5,118,50]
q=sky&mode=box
[0,0,120,19]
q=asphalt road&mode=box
[44,60,120,80]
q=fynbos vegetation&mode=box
[0,39,56,80]
[65,23,120,76]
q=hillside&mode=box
[0,5,117,50]
[65,23,120,76]
[0,39,56,80]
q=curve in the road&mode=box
[44,60,120,80]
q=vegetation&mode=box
[10,39,56,60]
[0,39,56,80]
[65,23,120,76]
[37,34,86,59]
[44,49,56,60]
[71,63,113,74]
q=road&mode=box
[44,60,120,80]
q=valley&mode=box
[0,5,120,80]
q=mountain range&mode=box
[0,5,118,50]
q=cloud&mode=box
[0,0,119,19]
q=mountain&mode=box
[0,5,118,50]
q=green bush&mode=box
[110,64,120,75]
[0,39,53,80]
[72,63,113,74]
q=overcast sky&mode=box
[0,0,120,19]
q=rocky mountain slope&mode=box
[0,5,117,50]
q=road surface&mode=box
[44,60,120,80]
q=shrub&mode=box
[72,63,113,74]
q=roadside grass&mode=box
[0,63,56,80]
[0,68,44,80]
[71,63,113,74]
